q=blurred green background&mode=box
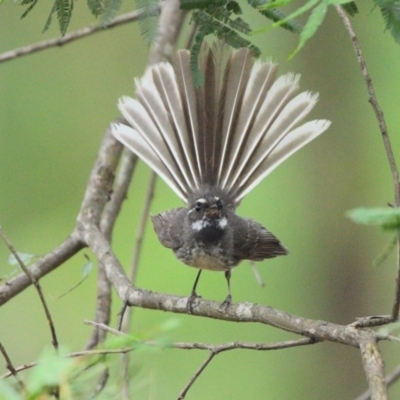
[1,1,400,398]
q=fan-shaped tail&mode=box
[112,41,330,204]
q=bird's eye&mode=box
[216,199,223,210]
[195,202,202,212]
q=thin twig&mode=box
[0,341,26,392]
[0,227,59,351]
[1,333,313,379]
[0,9,155,64]
[0,235,84,306]
[130,171,157,286]
[176,337,314,399]
[377,334,400,344]
[85,320,130,336]
[335,5,400,321]
[349,315,393,328]
[117,301,130,332]
[177,352,216,400]
[85,320,314,351]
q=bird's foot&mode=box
[186,291,201,313]
[219,294,232,312]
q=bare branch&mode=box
[100,150,138,240]
[177,352,216,400]
[359,339,387,400]
[0,10,155,64]
[175,338,314,399]
[85,320,314,351]
[86,130,138,350]
[349,315,393,328]
[129,171,157,285]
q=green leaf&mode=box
[226,0,242,14]
[27,346,73,396]
[42,1,57,33]
[180,0,225,10]
[7,251,35,266]
[87,0,104,17]
[55,0,73,35]
[100,0,123,26]
[375,0,400,44]
[249,0,302,33]
[342,1,358,15]
[135,0,160,46]
[0,380,19,400]
[160,317,182,332]
[189,23,208,87]
[347,207,400,230]
[82,259,93,277]
[20,0,38,19]
[257,0,293,11]
[270,0,319,29]
[212,8,252,34]
[289,1,327,58]
[258,7,302,33]
[103,334,138,350]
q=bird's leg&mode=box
[187,269,202,313]
[220,270,232,311]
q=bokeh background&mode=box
[1,1,400,398]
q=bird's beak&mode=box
[205,207,220,219]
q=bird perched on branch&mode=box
[112,41,330,311]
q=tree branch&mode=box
[0,10,153,64]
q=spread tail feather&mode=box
[112,41,330,204]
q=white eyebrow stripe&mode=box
[196,198,207,204]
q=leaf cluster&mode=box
[0,318,180,399]
[16,0,400,64]
[348,207,400,231]
[375,0,400,44]
[19,0,160,40]
[182,0,301,85]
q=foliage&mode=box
[16,0,400,70]
[135,0,160,46]
[253,0,358,58]
[348,207,400,230]
[185,0,301,85]
[20,0,159,38]
[375,0,400,44]
[7,251,35,266]
[0,319,180,399]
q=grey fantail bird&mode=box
[112,41,331,310]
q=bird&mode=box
[111,41,331,311]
